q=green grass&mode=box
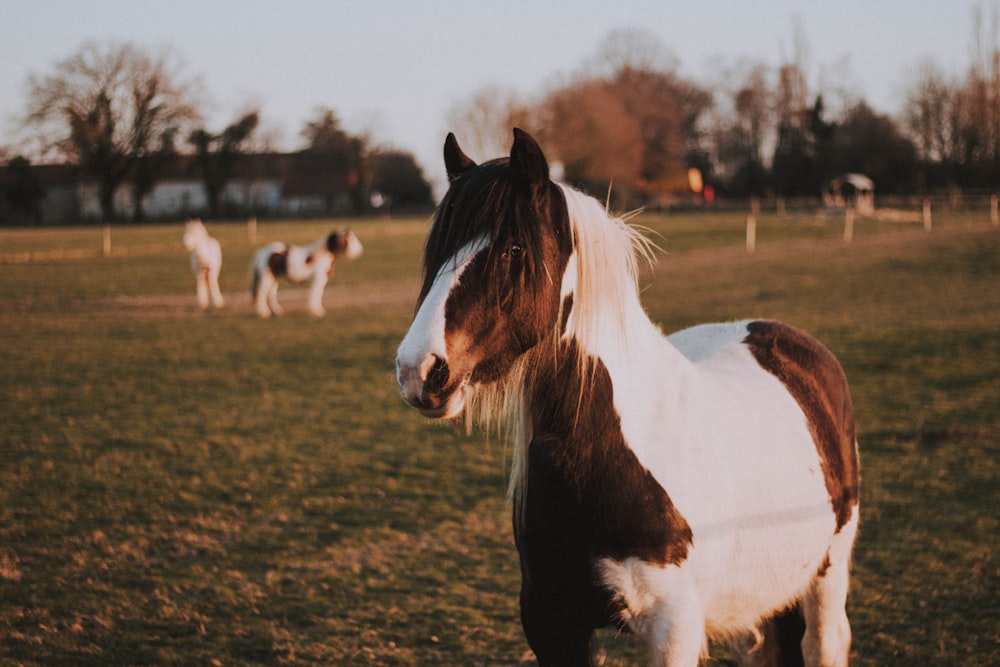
[1,212,998,664]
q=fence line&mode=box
[725,196,999,254]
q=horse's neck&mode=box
[305,236,328,256]
[540,291,690,475]
[559,187,686,380]
[566,280,686,381]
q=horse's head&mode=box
[327,228,364,259]
[182,218,205,250]
[396,129,574,418]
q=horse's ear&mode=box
[509,128,549,189]
[444,133,476,181]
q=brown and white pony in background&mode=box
[182,218,224,310]
[251,229,363,317]
[396,130,860,666]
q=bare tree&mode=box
[900,4,1000,186]
[301,107,355,152]
[709,62,773,194]
[587,27,679,80]
[968,2,1000,162]
[23,41,199,221]
[299,107,370,214]
[544,79,644,198]
[445,86,535,160]
[189,110,259,219]
[904,60,959,163]
[543,28,709,205]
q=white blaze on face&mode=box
[396,235,489,407]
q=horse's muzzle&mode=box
[397,353,464,419]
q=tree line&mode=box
[1,42,433,223]
[447,25,1000,208]
[5,19,1000,222]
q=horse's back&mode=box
[251,242,284,273]
[668,319,754,362]
[667,319,857,520]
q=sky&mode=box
[0,0,981,191]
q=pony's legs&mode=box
[209,266,224,308]
[307,274,328,317]
[266,281,283,316]
[730,607,806,667]
[196,268,210,309]
[599,559,705,667]
[801,509,858,667]
[254,272,277,317]
[644,590,705,667]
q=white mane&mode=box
[558,185,657,355]
[464,184,658,506]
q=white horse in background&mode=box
[251,229,364,317]
[182,219,224,310]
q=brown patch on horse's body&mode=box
[515,341,693,658]
[268,250,288,279]
[326,231,348,254]
[743,321,860,531]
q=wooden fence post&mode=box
[844,209,854,242]
[102,224,111,257]
[923,199,932,233]
[991,195,998,226]
[746,214,757,254]
[248,216,257,244]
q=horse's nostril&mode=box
[424,355,450,394]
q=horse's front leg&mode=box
[307,273,328,317]
[209,267,224,308]
[599,558,705,667]
[520,586,595,667]
[196,267,210,309]
[266,281,283,316]
[254,272,276,317]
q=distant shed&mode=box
[824,173,874,215]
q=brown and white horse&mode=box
[396,130,860,666]
[251,229,363,317]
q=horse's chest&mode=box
[518,368,694,585]
[522,436,689,552]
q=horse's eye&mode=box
[508,244,523,258]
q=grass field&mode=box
[1,210,998,665]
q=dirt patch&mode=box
[95,280,419,319]
[9,223,997,320]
